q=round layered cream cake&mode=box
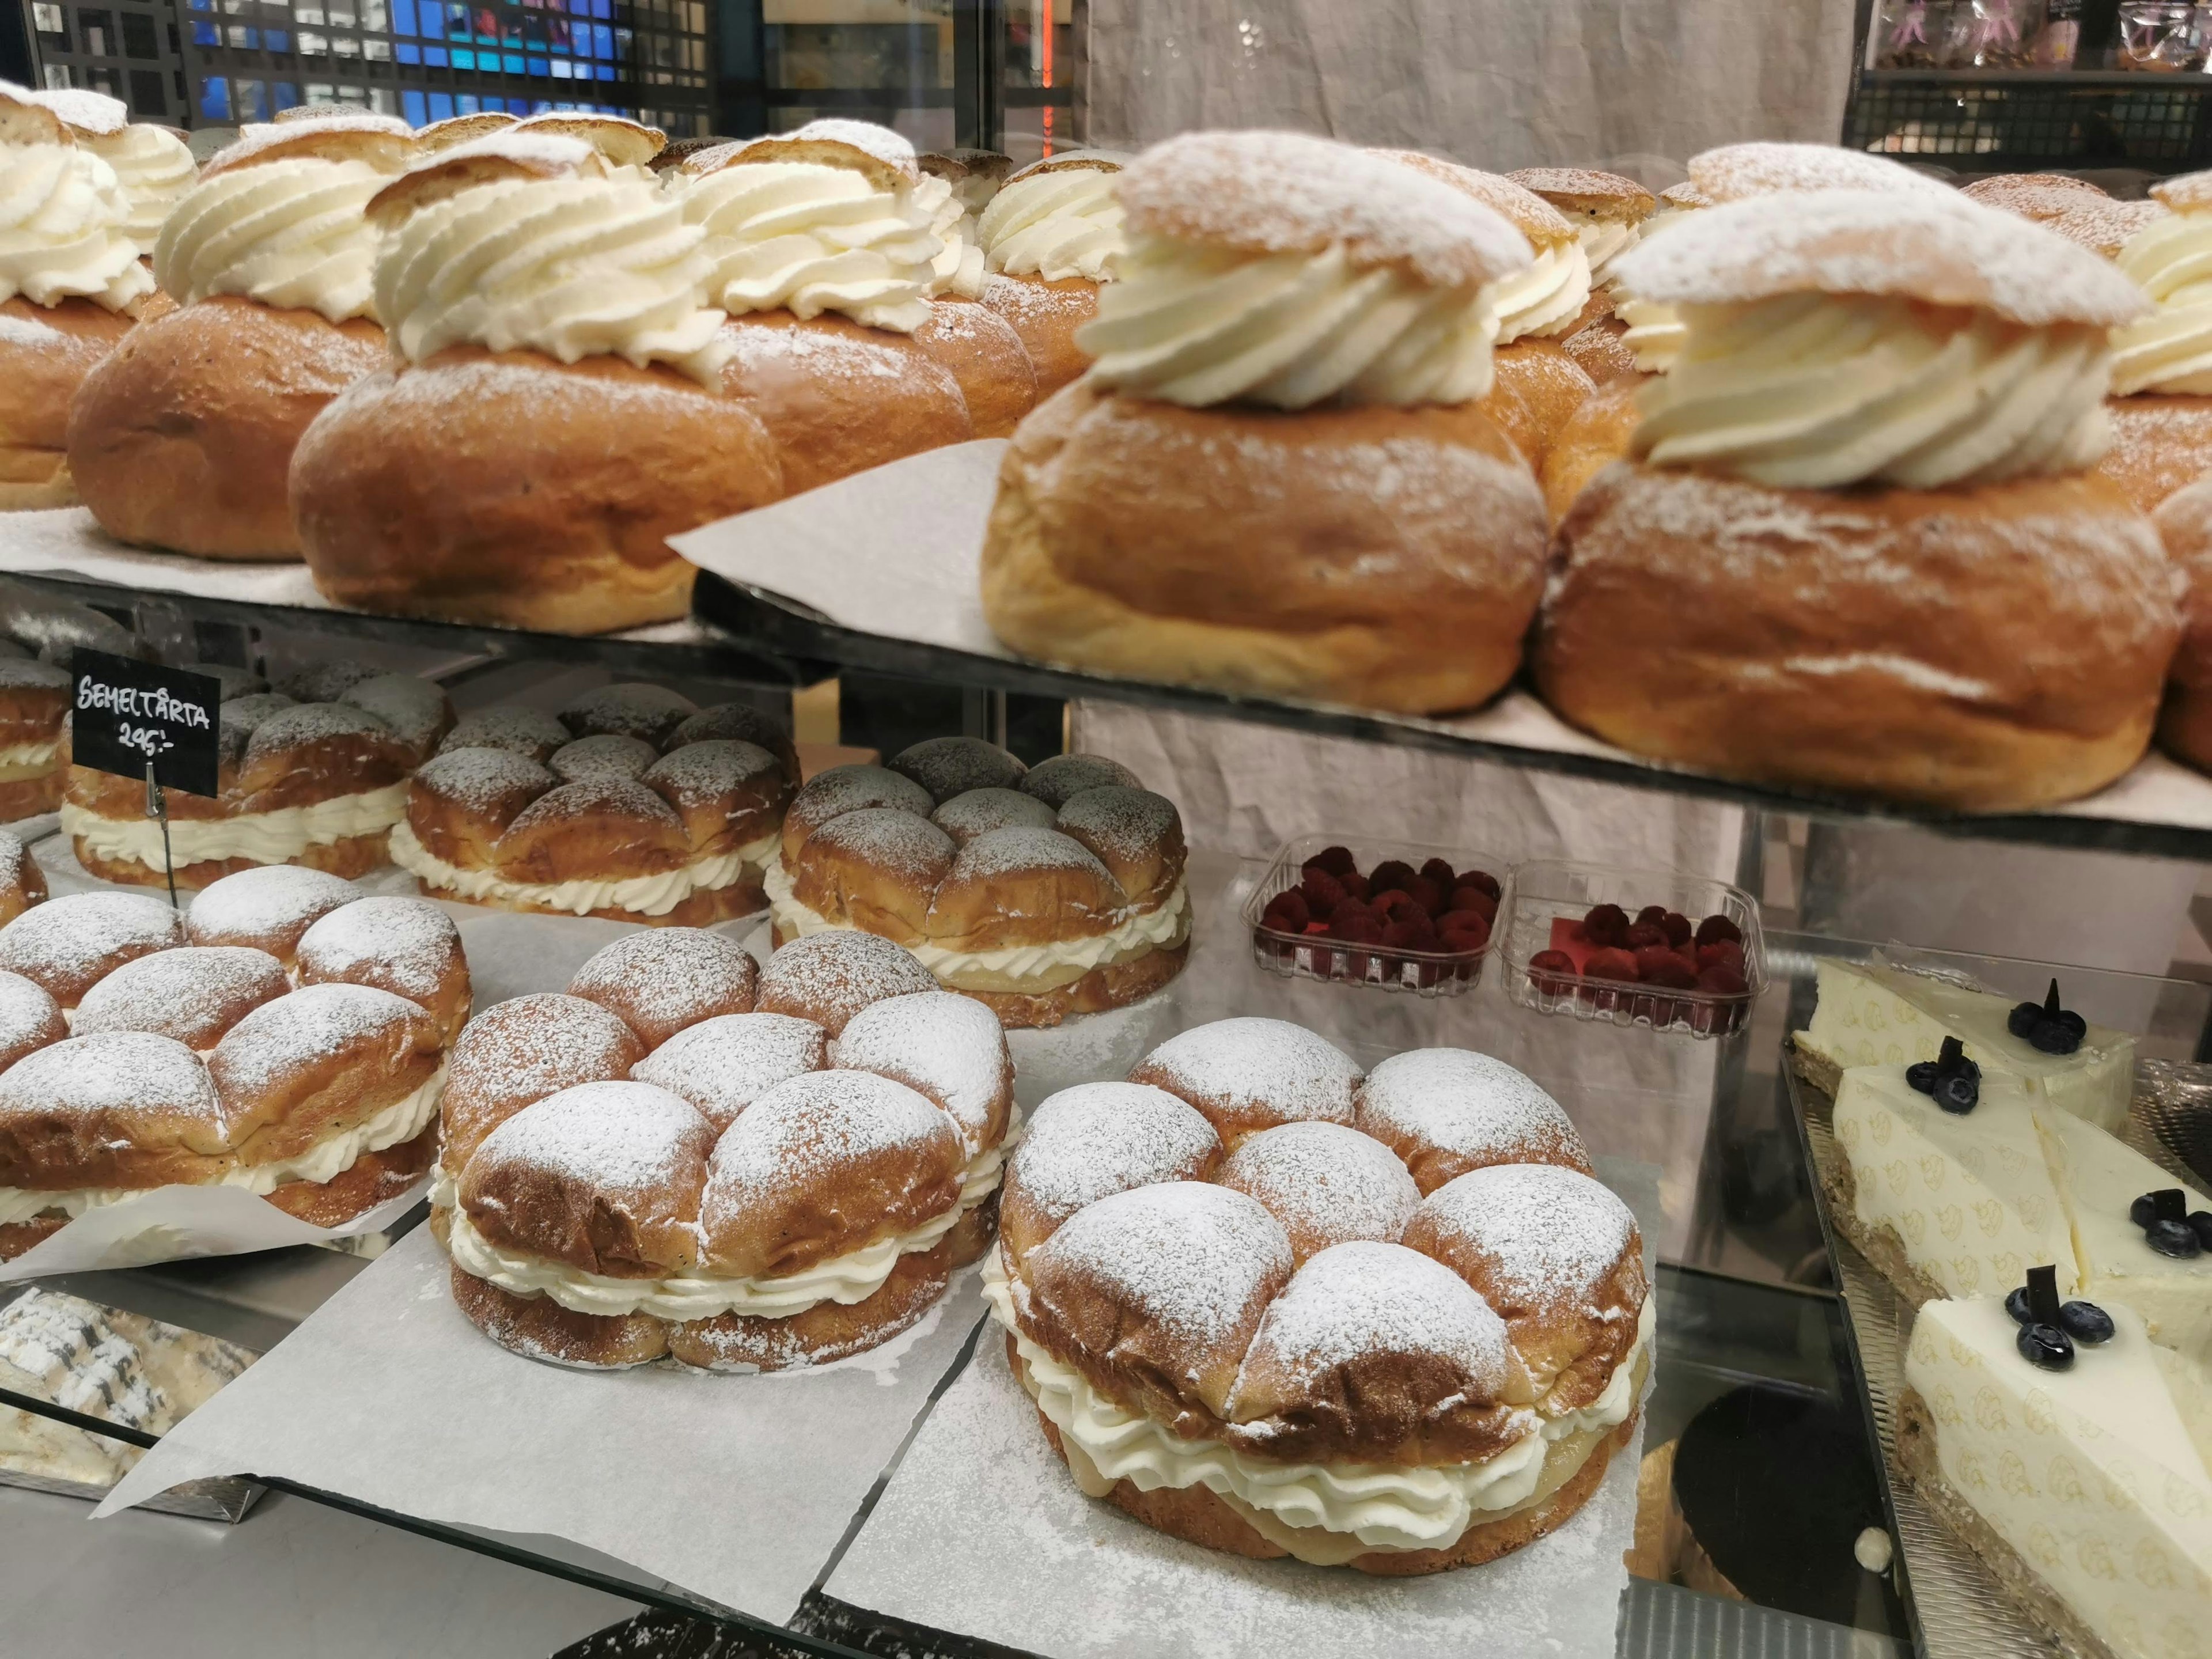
[60,666,452,888]
[0,868,469,1258]
[433,926,1017,1370]
[988,1020,1649,1573]
[389,685,798,925]
[0,654,70,819]
[764,738,1188,1028]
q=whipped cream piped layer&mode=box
[0,141,151,311]
[916,172,984,300]
[390,820,775,919]
[0,1065,445,1225]
[0,737,60,780]
[1633,292,2114,490]
[978,165,1124,283]
[681,159,941,333]
[2112,210,2212,396]
[1080,230,1498,409]
[62,785,407,871]
[764,859,1188,988]
[154,156,389,322]
[1490,241,1592,344]
[375,174,729,383]
[1616,295,1685,371]
[984,1249,1650,1561]
[85,126,196,252]
[1581,219,1638,288]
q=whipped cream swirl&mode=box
[1080,230,1497,409]
[1616,295,1685,371]
[2111,209,2212,396]
[0,141,152,311]
[680,159,941,334]
[1633,292,2113,490]
[978,166,1123,283]
[1490,241,1591,344]
[85,126,196,252]
[916,172,984,300]
[155,156,389,321]
[1580,219,1638,287]
[375,175,729,384]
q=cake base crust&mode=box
[74,828,394,892]
[1790,1044,1955,1310]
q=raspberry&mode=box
[1338,870,1371,902]
[1634,946,1697,988]
[1698,963,1748,995]
[1447,887,1498,923]
[1306,846,1357,878]
[1634,904,1670,928]
[1368,859,1417,895]
[1370,889,1420,923]
[1660,911,1693,948]
[1582,904,1631,948]
[1456,870,1502,901]
[1328,905,1383,944]
[1696,939,1744,974]
[1260,891,1309,933]
[1695,914,1744,949]
[1403,875,1443,916]
[1528,948,1577,994]
[1440,912,1491,952]
[1626,921,1668,952]
[1302,921,1331,935]
[1381,918,1440,952]
[1300,869,1347,916]
[1419,857,1457,891]
[1584,946,1641,982]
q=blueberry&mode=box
[2058,1301,2115,1345]
[2149,1218,2203,1259]
[2017,1323,2075,1370]
[1933,1073,1979,1114]
[2008,1002,2042,1040]
[2005,1286,2035,1326]
[2193,1213,2212,1250]
[2028,1021,2080,1055]
[2133,1193,2161,1230]
[1906,1060,1938,1094]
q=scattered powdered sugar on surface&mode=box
[1218,1122,1420,1251]
[945,825,1113,888]
[631,1012,826,1130]
[503,778,683,836]
[297,898,460,999]
[209,981,422,1099]
[0,893,183,998]
[446,993,639,1103]
[559,683,698,746]
[474,1080,711,1196]
[755,932,937,1034]
[930,787,1056,844]
[1118,130,1531,291]
[23,86,128,135]
[187,866,357,948]
[792,765,935,832]
[550,734,658,785]
[1052,787,1177,868]
[414,747,557,815]
[809,808,956,883]
[0,970,59,1054]
[705,1070,953,1201]
[438,707,571,761]
[341,675,447,754]
[750,116,918,174]
[1007,1082,1220,1225]
[0,660,67,691]
[1032,1181,1291,1345]
[0,313,67,347]
[570,928,759,1036]
[72,947,287,1048]
[1507,166,1654,214]
[644,740,779,805]
[1018,753,1140,809]
[888,737,1027,804]
[0,1030,218,1123]
[1610,188,2147,328]
[1233,1240,1509,1393]
[211,112,411,171]
[219,694,296,738]
[1136,1018,1359,1130]
[671,704,788,756]
[245,702,394,764]
[1688,142,1954,203]
[1355,1050,1588,1170]
[1414,1164,1637,1313]
[276,661,377,703]
[835,991,1007,1149]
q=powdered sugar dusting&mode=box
[187,866,358,950]
[296,897,461,1002]
[245,702,395,764]
[1018,753,1140,809]
[1006,1082,1220,1231]
[503,778,683,837]
[807,808,955,884]
[569,927,759,1042]
[1357,1049,1589,1176]
[630,1012,825,1132]
[208,980,423,1099]
[472,1079,711,1197]
[889,737,1027,803]
[0,970,60,1057]
[755,932,937,1035]
[341,675,448,756]
[704,1070,955,1203]
[559,684,698,747]
[1053,787,1177,869]
[0,893,183,1002]
[671,703,790,760]
[444,993,640,1108]
[1031,1181,1291,1346]
[1689,142,1954,203]
[931,787,1056,843]
[1414,1164,1638,1317]
[1232,1240,1510,1395]
[0,1031,218,1127]
[0,660,67,691]
[413,747,556,815]
[1134,1018,1359,1134]
[1218,1122,1420,1259]
[276,662,376,703]
[440,707,571,762]
[946,825,1112,886]
[1506,166,1655,219]
[644,740,781,807]
[791,766,936,838]
[834,990,1009,1152]
[550,734,658,785]
[72,946,287,1049]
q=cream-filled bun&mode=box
[1536,188,2177,812]
[1506,166,1656,389]
[509,111,665,171]
[917,147,1012,299]
[975,150,1129,396]
[980,128,1550,717]
[673,120,978,489]
[0,84,156,510]
[415,111,519,154]
[909,147,1039,435]
[23,88,195,256]
[289,132,782,634]
[2092,171,2212,513]
[65,113,417,556]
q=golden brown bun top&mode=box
[1660,181,1710,210]
[753,929,938,1036]
[1127,1016,1361,1148]
[567,927,760,1049]
[512,111,665,168]
[689,117,919,190]
[1504,166,1656,224]
[0,891,183,1006]
[2155,168,2212,213]
[1609,187,2150,329]
[366,132,607,227]
[1377,153,1577,251]
[21,86,126,139]
[1116,129,1533,291]
[1003,149,1128,183]
[415,111,520,153]
[1960,172,2107,207]
[1353,1047,1593,1195]
[1686,141,1953,204]
[919,148,1014,184]
[201,113,418,180]
[0,84,74,147]
[185,866,357,957]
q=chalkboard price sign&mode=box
[70,649,222,800]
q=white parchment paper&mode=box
[825,1158,1661,1659]
[95,1225,988,1624]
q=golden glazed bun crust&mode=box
[293,347,785,633]
[1540,374,1643,522]
[0,297,135,509]
[67,297,385,558]
[2094,394,2212,513]
[981,380,1548,715]
[979,273,1097,398]
[909,299,1039,439]
[1561,315,1642,388]
[2154,474,2212,773]
[1478,338,1597,469]
[718,311,973,497]
[1536,454,2180,810]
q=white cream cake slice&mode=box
[2039,1109,2212,1369]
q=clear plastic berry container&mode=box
[1497,859,1767,1038]
[1242,835,1508,998]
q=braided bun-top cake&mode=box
[61,662,454,890]
[0,866,469,1259]
[433,926,1017,1370]
[765,737,1188,1028]
[988,1020,1649,1573]
[390,684,799,925]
